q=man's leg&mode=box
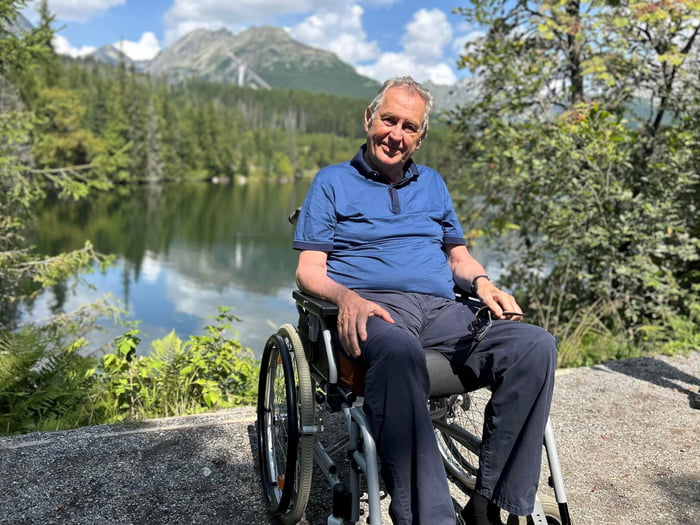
[359,315,456,525]
[465,322,556,516]
[422,302,557,518]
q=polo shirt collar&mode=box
[350,144,420,187]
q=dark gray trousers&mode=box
[353,291,557,524]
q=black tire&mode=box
[256,324,314,524]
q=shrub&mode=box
[92,307,259,422]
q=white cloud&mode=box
[357,52,414,81]
[423,63,459,85]
[290,4,379,64]
[357,52,457,86]
[44,0,125,22]
[114,31,161,61]
[51,34,95,57]
[52,31,160,61]
[289,4,458,84]
[356,8,458,85]
[402,8,453,60]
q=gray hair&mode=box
[367,76,435,136]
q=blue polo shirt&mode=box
[293,146,466,299]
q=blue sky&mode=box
[23,0,482,85]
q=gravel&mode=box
[0,351,698,525]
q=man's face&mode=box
[364,86,427,181]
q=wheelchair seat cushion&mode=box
[425,349,473,397]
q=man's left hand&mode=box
[476,280,524,320]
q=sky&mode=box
[22,0,483,86]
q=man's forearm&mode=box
[296,265,356,306]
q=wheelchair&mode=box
[256,289,573,525]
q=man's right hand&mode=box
[336,289,394,358]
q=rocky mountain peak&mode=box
[230,25,337,69]
[234,25,290,44]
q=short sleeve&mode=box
[293,170,337,252]
[439,175,465,246]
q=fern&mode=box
[0,329,97,435]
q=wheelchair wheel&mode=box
[257,324,315,525]
[432,389,490,492]
[432,390,562,525]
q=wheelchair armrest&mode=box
[293,290,338,318]
[453,286,483,311]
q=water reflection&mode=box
[23,180,312,357]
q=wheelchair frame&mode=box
[256,290,572,525]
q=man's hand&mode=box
[474,279,524,320]
[336,290,394,358]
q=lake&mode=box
[22,181,311,358]
[21,180,499,359]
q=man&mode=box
[293,77,557,525]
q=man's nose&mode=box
[388,125,403,142]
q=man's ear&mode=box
[364,106,372,132]
[416,130,428,149]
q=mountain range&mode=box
[90,25,473,110]
[95,26,382,100]
[4,13,472,111]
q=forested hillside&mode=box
[14,52,452,185]
[19,57,360,183]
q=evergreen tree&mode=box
[1,1,107,329]
[0,0,115,433]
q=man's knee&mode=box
[536,328,557,369]
[518,325,558,384]
[526,325,556,359]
